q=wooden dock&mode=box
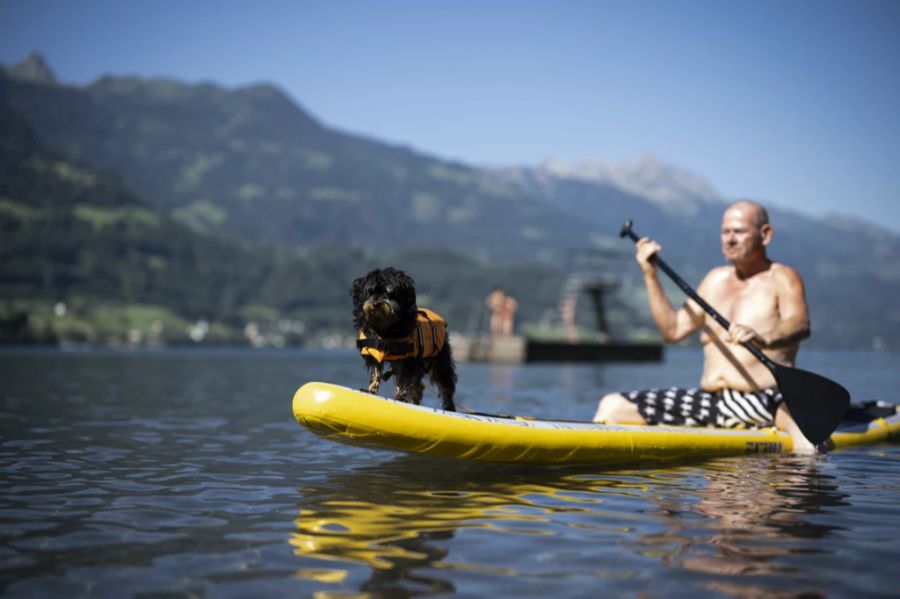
[452,334,663,364]
[525,339,663,363]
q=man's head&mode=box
[721,200,772,265]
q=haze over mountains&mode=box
[1,52,897,348]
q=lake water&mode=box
[1,347,898,598]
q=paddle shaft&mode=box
[619,221,777,372]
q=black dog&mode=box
[351,267,457,411]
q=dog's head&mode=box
[351,267,418,336]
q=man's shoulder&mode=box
[764,263,807,298]
[770,262,804,282]
[696,266,732,295]
[703,265,732,282]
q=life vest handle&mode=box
[357,334,414,356]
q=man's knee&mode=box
[593,393,644,424]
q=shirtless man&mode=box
[593,200,817,452]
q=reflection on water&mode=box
[291,455,848,597]
[642,457,847,598]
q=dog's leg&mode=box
[367,363,383,395]
[392,361,426,405]
[409,379,425,405]
[438,385,455,412]
[395,378,425,405]
[431,344,458,412]
[394,377,425,405]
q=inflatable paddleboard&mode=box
[292,382,900,465]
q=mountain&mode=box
[0,104,292,343]
[0,62,609,265]
[0,104,569,345]
[1,53,897,348]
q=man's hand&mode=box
[728,323,766,347]
[636,237,662,276]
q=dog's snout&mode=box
[362,298,395,320]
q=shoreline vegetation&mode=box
[0,299,304,348]
[1,299,889,352]
[0,298,659,350]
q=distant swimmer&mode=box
[486,286,517,337]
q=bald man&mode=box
[593,200,817,452]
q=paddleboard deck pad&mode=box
[293,382,900,465]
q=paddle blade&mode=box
[773,364,850,445]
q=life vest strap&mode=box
[356,334,414,356]
[417,309,438,359]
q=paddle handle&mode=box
[619,220,777,371]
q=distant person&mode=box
[592,200,817,452]
[486,286,506,337]
[500,293,518,336]
[486,286,517,337]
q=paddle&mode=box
[619,219,850,445]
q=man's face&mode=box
[721,207,766,264]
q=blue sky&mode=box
[2,0,899,232]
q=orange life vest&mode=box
[357,308,447,364]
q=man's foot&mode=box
[790,434,831,455]
[790,433,818,454]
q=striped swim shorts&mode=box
[623,387,783,428]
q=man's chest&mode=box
[705,276,780,327]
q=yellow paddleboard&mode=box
[293,382,900,465]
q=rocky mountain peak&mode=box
[3,50,57,84]
[540,154,722,214]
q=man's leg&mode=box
[593,393,647,424]
[774,402,817,454]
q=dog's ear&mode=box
[393,269,418,318]
[350,274,367,328]
[394,270,415,298]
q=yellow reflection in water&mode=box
[293,568,348,583]
[292,486,558,570]
[290,458,669,582]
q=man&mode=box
[593,200,817,452]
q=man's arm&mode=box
[728,265,811,348]
[637,238,704,342]
[766,265,810,348]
